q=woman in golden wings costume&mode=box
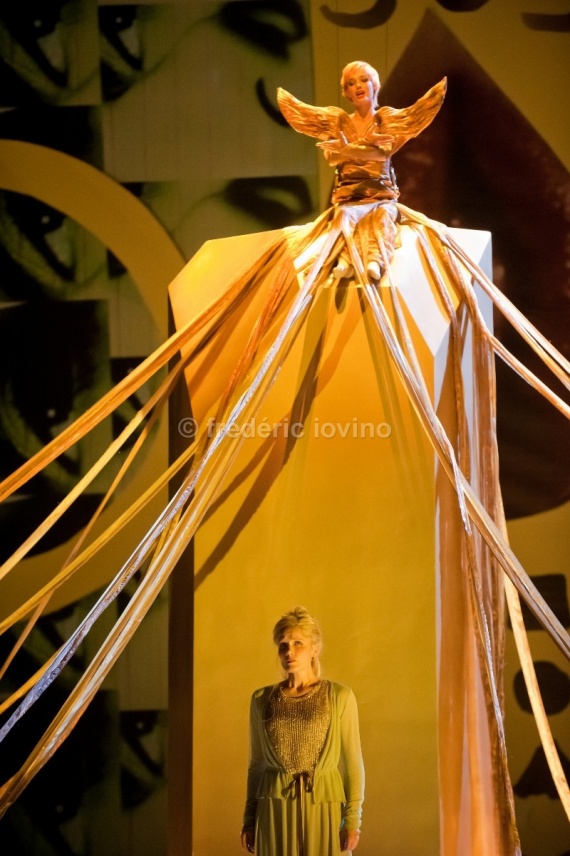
[277,60,447,282]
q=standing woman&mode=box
[241,607,364,855]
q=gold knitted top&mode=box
[265,680,331,775]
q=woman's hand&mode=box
[340,828,361,851]
[316,133,349,164]
[317,138,366,158]
[240,828,255,853]
[316,130,347,151]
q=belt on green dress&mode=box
[292,771,313,793]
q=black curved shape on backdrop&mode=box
[514,661,570,715]
[217,0,308,59]
[222,175,314,229]
[506,574,570,631]
[256,78,289,126]
[522,12,570,32]
[435,0,489,11]
[514,741,570,799]
[319,0,397,29]
[381,11,570,519]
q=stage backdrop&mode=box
[0,1,568,855]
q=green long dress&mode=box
[243,681,364,856]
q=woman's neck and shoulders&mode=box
[251,678,352,703]
[279,677,326,699]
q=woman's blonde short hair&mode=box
[272,606,323,677]
[341,61,381,106]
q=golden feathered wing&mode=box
[276,87,347,140]
[378,77,447,154]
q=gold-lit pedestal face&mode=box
[169,224,493,856]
